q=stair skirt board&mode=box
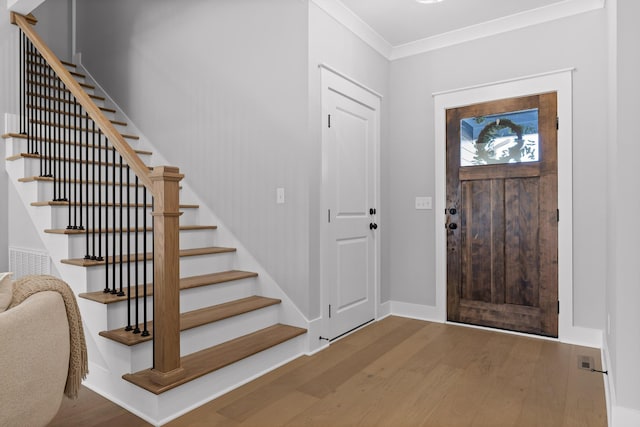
[84,332,306,426]
[4,37,309,425]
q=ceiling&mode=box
[339,0,567,46]
[316,0,605,59]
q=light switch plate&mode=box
[415,196,432,210]
[276,187,285,204]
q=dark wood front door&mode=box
[446,93,558,337]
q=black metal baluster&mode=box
[78,100,84,232]
[119,155,124,297]
[113,149,120,296]
[53,69,59,201]
[133,174,140,334]
[103,134,110,293]
[60,79,66,202]
[67,88,74,230]
[19,32,25,135]
[97,130,104,262]
[37,51,45,177]
[27,40,35,154]
[47,63,58,202]
[124,162,132,332]
[151,195,155,366]
[87,118,96,260]
[142,186,149,337]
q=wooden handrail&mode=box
[12,12,185,384]
[11,12,153,192]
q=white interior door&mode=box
[321,68,380,340]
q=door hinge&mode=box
[557,301,560,314]
[557,209,560,222]
[328,209,331,223]
[328,114,331,128]
[556,116,559,130]
[329,304,332,318]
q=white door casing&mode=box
[320,65,381,340]
[433,69,599,348]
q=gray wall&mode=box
[33,0,72,60]
[76,0,313,316]
[0,5,18,272]
[308,2,391,312]
[389,9,608,329]
[607,0,640,412]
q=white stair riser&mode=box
[64,228,216,259]
[179,279,256,312]
[25,122,130,138]
[27,82,95,97]
[10,157,149,184]
[180,305,280,355]
[101,277,257,327]
[80,252,236,292]
[27,64,85,83]
[117,305,281,370]
[47,205,199,229]
[5,136,140,160]
[151,335,306,423]
[32,181,153,205]
[179,252,236,277]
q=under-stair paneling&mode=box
[76,0,313,318]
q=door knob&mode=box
[370,223,378,230]
[448,223,457,230]
[448,208,457,215]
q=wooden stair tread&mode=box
[4,133,149,153]
[29,119,136,138]
[19,176,155,186]
[46,224,216,235]
[79,270,257,304]
[122,324,306,394]
[27,62,85,78]
[26,53,76,68]
[9,152,148,166]
[61,246,235,267]
[28,120,138,139]
[28,78,95,90]
[27,106,126,125]
[99,296,281,346]
[27,90,105,102]
[31,201,197,208]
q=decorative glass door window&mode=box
[460,108,539,166]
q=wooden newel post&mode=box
[149,166,185,386]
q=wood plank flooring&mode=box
[49,316,607,427]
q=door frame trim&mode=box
[433,69,590,345]
[319,65,382,339]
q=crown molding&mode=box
[310,0,393,59]
[391,0,605,60]
[7,0,46,15]
[311,0,605,61]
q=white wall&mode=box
[307,2,391,313]
[389,9,608,329]
[607,0,640,416]
[76,0,313,316]
[0,4,18,271]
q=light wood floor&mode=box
[50,316,607,427]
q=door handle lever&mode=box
[369,223,378,230]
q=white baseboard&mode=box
[602,336,640,427]
[613,406,640,427]
[389,301,444,323]
[560,325,603,349]
[386,300,602,349]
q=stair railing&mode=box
[12,12,185,386]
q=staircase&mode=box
[5,13,307,425]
